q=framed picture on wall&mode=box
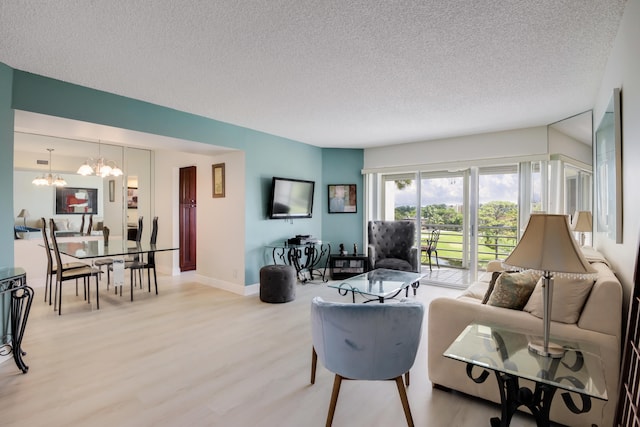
[127,187,138,209]
[212,163,225,198]
[328,184,357,213]
[109,179,115,202]
[55,187,99,214]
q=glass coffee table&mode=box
[444,323,608,426]
[328,268,425,303]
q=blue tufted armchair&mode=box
[367,220,419,272]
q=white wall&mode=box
[593,0,640,302]
[153,148,246,294]
[548,127,592,166]
[364,126,548,171]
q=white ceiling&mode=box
[0,1,627,149]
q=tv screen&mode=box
[269,177,315,219]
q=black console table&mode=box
[0,267,33,373]
[266,241,331,282]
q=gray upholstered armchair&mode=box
[310,297,424,426]
[367,220,419,272]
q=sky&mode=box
[393,175,521,207]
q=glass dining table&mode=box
[55,239,177,260]
[54,239,178,301]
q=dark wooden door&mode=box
[179,166,197,271]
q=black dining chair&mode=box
[128,216,159,295]
[103,216,144,289]
[49,219,101,315]
[109,216,144,298]
[41,217,89,305]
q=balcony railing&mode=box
[420,222,517,269]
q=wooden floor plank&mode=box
[0,275,540,426]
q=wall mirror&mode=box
[13,132,151,239]
[595,88,622,243]
[548,110,593,218]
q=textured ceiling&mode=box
[0,1,627,148]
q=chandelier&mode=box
[77,141,123,177]
[32,148,67,186]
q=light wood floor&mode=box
[0,275,541,427]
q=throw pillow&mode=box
[523,276,595,324]
[486,270,540,310]
[481,271,503,304]
[53,219,69,231]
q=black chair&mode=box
[128,216,159,295]
[49,219,101,315]
[85,214,93,236]
[102,216,144,287]
[109,216,144,299]
[41,217,88,305]
[422,229,440,271]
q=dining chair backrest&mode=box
[86,214,93,236]
[135,216,144,242]
[80,214,86,236]
[41,217,54,272]
[150,216,158,245]
[148,217,158,265]
[49,219,65,277]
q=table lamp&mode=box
[504,214,596,358]
[572,211,593,246]
[17,209,30,227]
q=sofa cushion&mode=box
[486,270,539,310]
[523,276,595,324]
[375,258,413,271]
[53,219,70,231]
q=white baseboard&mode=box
[194,274,259,296]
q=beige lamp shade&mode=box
[572,211,593,233]
[505,214,596,358]
[505,214,595,275]
[17,209,30,219]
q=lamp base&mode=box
[528,340,565,359]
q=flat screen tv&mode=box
[268,177,315,219]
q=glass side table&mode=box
[444,323,607,427]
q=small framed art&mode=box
[212,163,225,198]
[328,184,357,213]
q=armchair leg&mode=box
[395,376,415,427]
[311,347,317,384]
[326,375,343,427]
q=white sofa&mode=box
[428,250,622,427]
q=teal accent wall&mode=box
[5,65,365,287]
[321,149,364,254]
[245,135,323,283]
[0,64,15,342]
[0,64,15,267]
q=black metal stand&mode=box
[0,267,33,373]
[271,242,331,282]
